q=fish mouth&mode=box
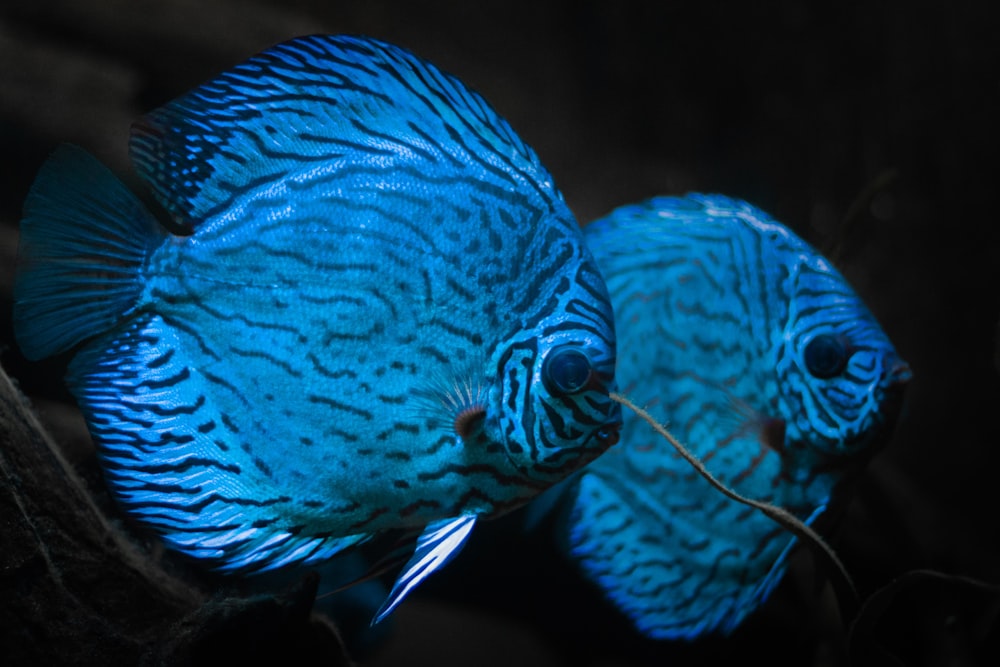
[850,355,911,454]
[595,397,623,448]
[878,357,912,424]
[885,358,913,388]
[596,421,622,447]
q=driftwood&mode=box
[0,365,352,665]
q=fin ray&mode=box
[373,514,477,623]
[14,145,164,360]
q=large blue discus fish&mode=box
[13,34,621,619]
[555,195,909,639]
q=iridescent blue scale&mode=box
[13,35,621,620]
[558,194,909,639]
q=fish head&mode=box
[779,253,911,457]
[488,261,622,483]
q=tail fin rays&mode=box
[14,145,165,360]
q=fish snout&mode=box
[886,357,913,388]
[596,419,622,447]
[597,396,623,447]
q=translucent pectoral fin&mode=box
[372,514,477,624]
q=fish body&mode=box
[13,35,620,616]
[559,194,909,639]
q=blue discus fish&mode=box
[13,34,621,620]
[555,195,909,639]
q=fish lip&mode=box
[851,358,911,454]
[596,419,623,447]
[887,359,913,387]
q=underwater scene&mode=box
[1,2,996,666]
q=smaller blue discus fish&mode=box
[13,35,621,620]
[553,195,910,639]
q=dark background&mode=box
[1,1,997,665]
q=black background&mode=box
[1,1,997,665]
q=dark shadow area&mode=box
[2,1,997,665]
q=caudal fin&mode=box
[13,145,164,360]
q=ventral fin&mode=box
[372,514,477,624]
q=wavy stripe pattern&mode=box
[563,194,907,638]
[35,36,621,573]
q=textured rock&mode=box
[0,366,351,665]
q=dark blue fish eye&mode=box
[803,334,849,379]
[543,346,594,395]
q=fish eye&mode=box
[803,334,849,379]
[542,346,594,395]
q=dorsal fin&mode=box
[129,34,553,232]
